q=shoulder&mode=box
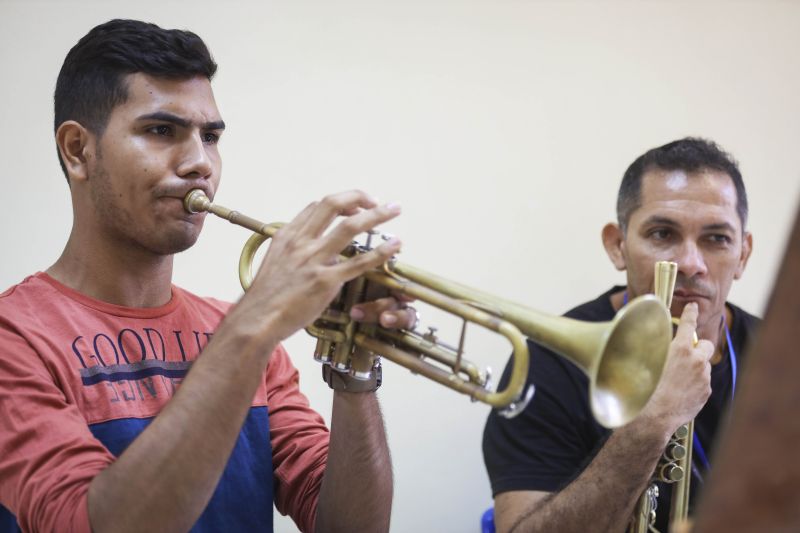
[726,301,760,355]
[726,301,760,341]
[727,301,760,329]
[0,272,54,304]
[0,273,62,330]
[562,286,620,322]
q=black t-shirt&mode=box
[482,286,759,532]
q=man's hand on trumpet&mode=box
[638,302,715,437]
[350,293,419,330]
[228,189,415,345]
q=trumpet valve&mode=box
[313,339,334,364]
[332,359,350,372]
[664,442,687,462]
[673,424,690,439]
[658,462,685,483]
[348,347,378,380]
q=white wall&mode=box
[1,1,798,532]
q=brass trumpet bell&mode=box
[575,295,672,427]
[388,263,672,427]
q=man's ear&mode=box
[602,222,627,271]
[734,231,753,280]
[56,121,93,183]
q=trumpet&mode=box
[630,261,695,532]
[185,189,672,425]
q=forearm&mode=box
[315,392,393,533]
[505,415,672,533]
[88,308,280,533]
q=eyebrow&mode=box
[701,222,737,233]
[641,215,679,228]
[136,111,226,131]
[642,215,737,233]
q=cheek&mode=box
[623,260,652,293]
[630,248,682,285]
[711,253,743,284]
[713,268,736,298]
[208,171,222,193]
[626,247,656,274]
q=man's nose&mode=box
[674,241,708,278]
[177,133,213,179]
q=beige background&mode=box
[1,1,799,532]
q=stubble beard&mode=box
[89,152,202,257]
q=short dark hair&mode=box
[54,19,218,178]
[616,137,748,232]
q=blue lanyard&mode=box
[692,322,737,473]
[622,291,737,474]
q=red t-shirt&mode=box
[0,272,329,532]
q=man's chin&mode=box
[149,229,202,255]
[163,240,197,255]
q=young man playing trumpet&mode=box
[0,19,415,532]
[483,138,758,533]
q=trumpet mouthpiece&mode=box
[184,189,211,214]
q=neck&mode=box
[611,288,731,364]
[702,306,732,365]
[47,230,175,308]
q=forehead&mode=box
[633,168,741,230]
[112,72,222,123]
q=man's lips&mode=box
[672,289,709,300]
[156,183,213,203]
[157,195,208,220]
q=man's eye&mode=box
[202,132,220,144]
[649,229,672,240]
[149,125,173,136]
[707,234,732,245]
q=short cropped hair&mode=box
[54,19,217,178]
[616,137,748,232]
